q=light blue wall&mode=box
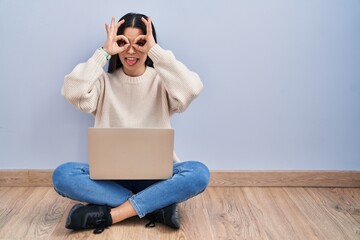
[0,0,359,170]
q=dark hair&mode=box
[108,13,157,73]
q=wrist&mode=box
[98,47,111,60]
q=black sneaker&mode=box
[65,203,112,234]
[145,204,180,229]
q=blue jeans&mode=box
[52,161,210,218]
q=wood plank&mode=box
[0,170,53,187]
[50,200,84,240]
[1,170,360,187]
[210,171,360,187]
[0,187,72,240]
[0,187,35,231]
[285,188,360,240]
[301,188,360,224]
[110,217,151,240]
[0,187,50,239]
[340,188,360,224]
[1,187,360,239]
[30,189,71,239]
[241,187,322,240]
[0,170,28,186]
[0,186,10,198]
[202,187,261,239]
[231,188,268,239]
[28,170,53,187]
[175,194,215,240]
[305,188,360,236]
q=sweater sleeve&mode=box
[148,44,203,113]
[61,49,107,114]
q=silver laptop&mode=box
[88,128,174,180]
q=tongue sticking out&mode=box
[126,58,138,66]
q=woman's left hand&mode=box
[133,16,156,53]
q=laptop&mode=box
[88,128,174,180]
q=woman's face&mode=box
[118,27,148,77]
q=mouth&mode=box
[125,57,139,66]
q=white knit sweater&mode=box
[62,44,203,162]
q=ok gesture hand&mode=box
[103,17,130,55]
[133,16,156,53]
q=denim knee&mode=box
[52,162,82,196]
[180,161,210,194]
[52,162,67,195]
[192,161,210,192]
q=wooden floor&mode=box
[0,187,359,240]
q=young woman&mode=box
[52,13,209,234]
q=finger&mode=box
[115,35,129,44]
[116,36,130,51]
[110,17,116,33]
[132,44,141,52]
[132,43,146,53]
[142,16,152,35]
[116,19,125,29]
[134,35,146,44]
[119,43,130,53]
[147,16,152,30]
[105,23,109,34]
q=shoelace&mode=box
[145,209,166,228]
[85,214,108,234]
[145,211,161,228]
[145,217,157,228]
[93,219,107,234]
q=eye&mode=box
[136,40,146,47]
[117,40,126,47]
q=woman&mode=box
[52,12,209,234]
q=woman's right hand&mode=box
[103,17,129,55]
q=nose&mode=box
[127,44,135,54]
